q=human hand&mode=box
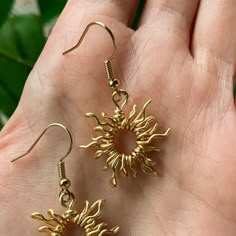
[1,0,236,235]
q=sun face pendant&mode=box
[81,89,170,187]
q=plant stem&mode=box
[0,48,34,68]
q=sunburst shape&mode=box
[81,99,170,187]
[31,199,119,236]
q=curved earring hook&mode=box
[63,21,117,61]
[11,123,73,163]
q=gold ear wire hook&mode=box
[63,21,118,89]
[63,21,117,61]
[11,123,73,163]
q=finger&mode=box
[65,0,139,27]
[138,0,200,44]
[37,0,140,66]
[34,0,140,85]
[192,0,236,67]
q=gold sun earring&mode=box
[63,22,170,188]
[11,123,119,235]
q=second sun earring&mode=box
[11,123,119,235]
[63,22,170,188]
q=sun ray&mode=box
[103,148,117,158]
[86,113,115,128]
[136,131,149,140]
[95,145,116,158]
[143,146,161,152]
[130,100,151,126]
[104,153,119,170]
[129,157,138,177]
[110,168,117,187]
[147,123,158,135]
[126,105,137,125]
[140,153,156,166]
[135,116,154,129]
[138,154,157,176]
[100,143,113,149]
[159,128,171,137]
[94,126,112,133]
[102,112,117,125]
[120,154,128,177]
[92,136,110,142]
[80,141,100,148]
[137,133,160,145]
[135,117,154,132]
[109,154,121,168]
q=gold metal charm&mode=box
[63,22,170,188]
[80,95,170,188]
[11,123,119,235]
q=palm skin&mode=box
[1,0,236,235]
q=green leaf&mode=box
[0,82,16,117]
[132,0,146,30]
[0,77,17,130]
[0,15,46,124]
[8,15,46,61]
[38,0,67,23]
[0,0,14,27]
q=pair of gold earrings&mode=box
[11,22,170,235]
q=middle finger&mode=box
[138,0,200,47]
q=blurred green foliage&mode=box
[0,0,67,129]
[0,0,147,130]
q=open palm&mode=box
[1,0,236,235]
